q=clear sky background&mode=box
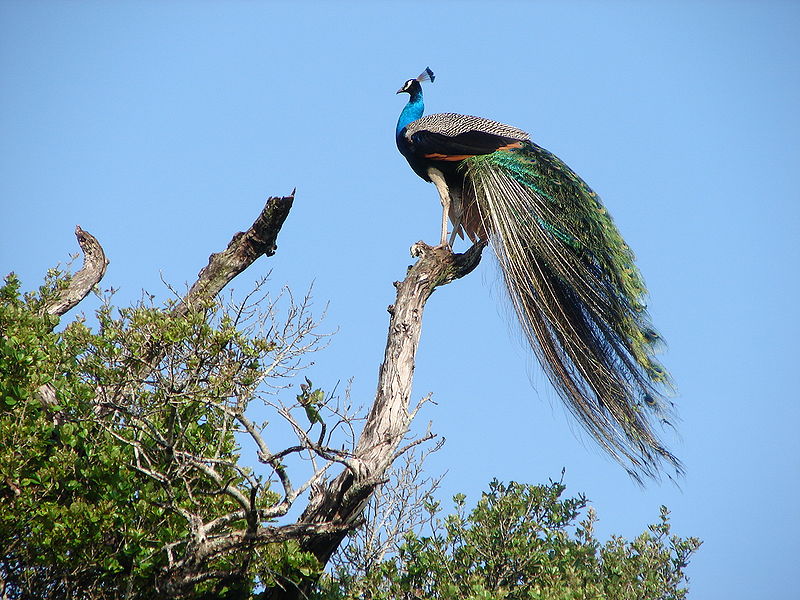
[2,2,798,598]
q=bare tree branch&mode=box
[160,521,351,596]
[95,193,295,412]
[263,240,487,599]
[172,193,295,319]
[36,226,109,419]
[42,225,109,317]
[330,442,445,583]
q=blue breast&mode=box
[396,92,424,151]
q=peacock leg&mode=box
[427,167,451,247]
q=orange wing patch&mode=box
[496,141,524,152]
[424,141,523,161]
[423,153,474,161]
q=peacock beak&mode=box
[396,87,405,94]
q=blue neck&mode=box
[396,90,424,136]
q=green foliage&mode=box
[323,479,701,600]
[0,272,311,599]
[1,268,700,599]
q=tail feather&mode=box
[462,142,679,479]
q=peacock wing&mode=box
[406,113,529,158]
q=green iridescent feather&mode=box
[462,143,677,480]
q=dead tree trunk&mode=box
[264,240,486,599]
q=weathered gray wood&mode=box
[111,193,296,398]
[160,521,350,596]
[172,193,295,318]
[37,226,109,420]
[263,240,486,599]
[42,225,108,317]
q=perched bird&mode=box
[396,68,679,480]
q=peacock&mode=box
[396,68,679,480]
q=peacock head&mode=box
[397,67,435,96]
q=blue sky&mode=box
[2,2,798,597]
